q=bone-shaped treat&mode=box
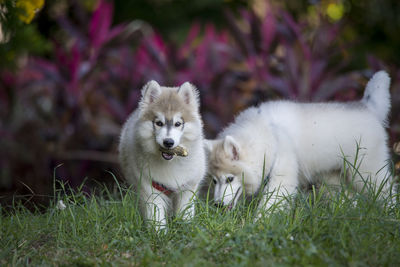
[159,146,188,157]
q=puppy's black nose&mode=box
[163,138,174,148]
[214,202,224,208]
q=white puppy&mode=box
[119,81,206,230]
[205,71,393,214]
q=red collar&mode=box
[152,181,174,196]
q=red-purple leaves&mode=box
[89,0,125,62]
[260,9,276,53]
[89,0,113,52]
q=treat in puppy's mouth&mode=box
[159,146,188,157]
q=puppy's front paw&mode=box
[151,221,168,234]
[254,211,264,222]
[178,205,195,221]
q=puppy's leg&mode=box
[257,151,299,217]
[174,183,199,220]
[320,171,346,198]
[141,183,170,231]
[349,147,393,200]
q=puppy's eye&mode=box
[212,178,217,184]
[175,122,182,127]
[155,121,164,127]
[226,176,234,183]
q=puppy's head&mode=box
[138,81,202,160]
[205,136,245,209]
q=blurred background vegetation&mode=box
[0,0,399,209]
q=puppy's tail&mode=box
[362,70,391,126]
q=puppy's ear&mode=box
[204,139,218,155]
[223,135,240,161]
[141,80,161,107]
[178,82,200,109]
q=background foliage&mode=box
[0,0,399,207]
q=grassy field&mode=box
[1,179,400,266]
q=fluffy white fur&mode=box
[206,71,394,215]
[119,81,206,230]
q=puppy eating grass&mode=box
[205,71,395,217]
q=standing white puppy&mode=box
[206,71,393,215]
[119,81,206,230]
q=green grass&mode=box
[1,181,400,266]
